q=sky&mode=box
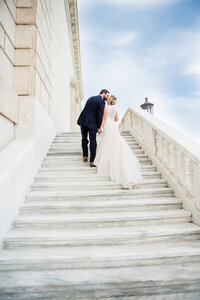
[77,0,200,143]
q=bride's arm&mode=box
[98,108,107,133]
[114,112,119,122]
[100,108,107,129]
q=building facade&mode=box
[0,0,83,242]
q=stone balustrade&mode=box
[121,107,200,224]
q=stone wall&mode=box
[0,0,18,150]
[35,0,52,113]
[0,0,83,244]
[50,0,76,131]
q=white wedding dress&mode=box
[94,105,143,189]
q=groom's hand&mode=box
[98,128,102,135]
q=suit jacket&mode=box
[77,95,105,130]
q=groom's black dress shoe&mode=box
[83,157,88,162]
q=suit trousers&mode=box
[80,125,97,162]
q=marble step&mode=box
[53,137,104,142]
[43,153,132,165]
[1,240,200,272]
[1,264,200,300]
[54,132,130,136]
[42,157,152,166]
[49,143,141,149]
[51,144,141,151]
[49,149,145,157]
[42,157,152,165]
[4,223,200,248]
[30,179,168,191]
[41,158,148,167]
[36,173,110,181]
[41,160,152,167]
[32,178,166,186]
[55,133,133,137]
[52,138,137,143]
[20,197,182,214]
[11,209,192,230]
[47,151,148,159]
[42,155,149,163]
[35,171,161,182]
[47,151,82,156]
[126,139,139,143]
[52,140,100,144]
[56,132,81,135]
[26,187,174,202]
[39,166,98,172]
[56,132,129,135]
[39,164,156,172]
[49,147,145,155]
[53,138,83,141]
[54,134,83,137]
[31,181,122,191]
[52,141,138,146]
[53,137,137,142]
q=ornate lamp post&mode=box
[140,97,154,114]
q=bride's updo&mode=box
[110,95,117,105]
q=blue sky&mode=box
[77,0,200,142]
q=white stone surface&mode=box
[5,0,17,21]
[14,66,34,95]
[15,49,34,66]
[16,7,36,24]
[0,114,14,150]
[0,139,35,245]
[0,0,16,45]
[50,0,76,132]
[0,76,19,123]
[0,132,200,299]
[0,49,13,88]
[0,24,4,49]
[5,34,15,64]
[15,25,35,48]
[0,98,56,245]
[0,0,82,248]
[34,99,56,169]
[0,101,56,244]
[16,0,33,8]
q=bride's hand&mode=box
[98,128,102,135]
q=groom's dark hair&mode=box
[99,89,109,95]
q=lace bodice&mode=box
[106,105,116,120]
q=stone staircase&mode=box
[1,132,200,299]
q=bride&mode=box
[94,95,143,189]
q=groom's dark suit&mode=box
[77,95,105,162]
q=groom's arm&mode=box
[97,101,105,129]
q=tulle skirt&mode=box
[94,119,143,189]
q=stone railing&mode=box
[121,107,200,225]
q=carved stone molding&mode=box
[65,0,83,102]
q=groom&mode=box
[77,89,110,167]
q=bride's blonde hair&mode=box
[110,95,117,105]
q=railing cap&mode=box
[124,107,200,162]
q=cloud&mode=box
[103,0,179,8]
[185,64,200,75]
[78,1,200,143]
[110,31,138,46]
[80,29,138,47]
[178,32,200,77]
[78,0,179,9]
